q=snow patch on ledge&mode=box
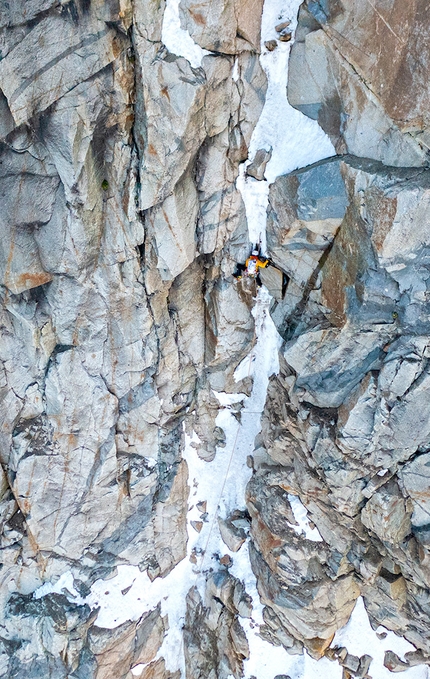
[161,0,209,68]
[34,571,84,603]
[288,493,323,542]
[212,390,247,407]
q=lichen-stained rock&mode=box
[179,0,264,54]
[0,289,54,462]
[288,0,429,166]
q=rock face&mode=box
[288,0,430,166]
[0,0,265,675]
[2,0,430,676]
[184,573,252,679]
[244,0,430,665]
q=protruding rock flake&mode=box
[162,0,210,68]
[2,0,430,677]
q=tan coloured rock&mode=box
[90,608,165,679]
[131,658,180,679]
[179,0,264,54]
[361,482,412,544]
[146,171,198,280]
[246,148,272,181]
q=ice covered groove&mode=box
[162,0,209,67]
[236,168,270,253]
[249,0,335,183]
[237,0,335,251]
[233,0,430,675]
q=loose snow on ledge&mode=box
[162,0,209,68]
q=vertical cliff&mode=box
[1,0,430,678]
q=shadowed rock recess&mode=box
[1,0,430,676]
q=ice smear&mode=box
[236,168,270,253]
[232,57,239,82]
[288,493,323,542]
[161,0,209,68]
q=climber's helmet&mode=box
[252,249,258,255]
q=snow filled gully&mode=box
[33,0,430,678]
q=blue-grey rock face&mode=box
[296,160,349,222]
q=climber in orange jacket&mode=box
[233,247,270,286]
